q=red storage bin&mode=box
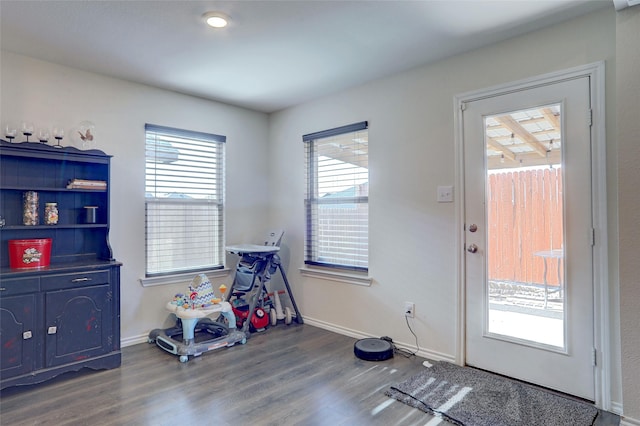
[8,239,52,269]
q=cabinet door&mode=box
[45,285,112,367]
[0,294,36,379]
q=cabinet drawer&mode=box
[41,270,109,291]
[0,277,40,296]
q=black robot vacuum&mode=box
[354,338,394,361]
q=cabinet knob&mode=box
[0,287,6,291]
[71,277,91,283]
[47,326,57,335]
[23,330,32,340]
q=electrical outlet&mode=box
[404,301,415,318]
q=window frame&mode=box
[303,121,369,272]
[144,123,226,278]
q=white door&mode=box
[463,76,594,400]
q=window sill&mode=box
[139,268,232,287]
[299,266,372,287]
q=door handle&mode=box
[467,244,478,253]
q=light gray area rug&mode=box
[386,361,598,426]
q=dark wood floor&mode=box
[1,324,433,425]
[0,324,619,426]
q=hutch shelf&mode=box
[0,140,121,389]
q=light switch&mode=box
[437,185,454,203]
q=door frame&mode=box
[453,62,610,409]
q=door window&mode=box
[484,104,565,350]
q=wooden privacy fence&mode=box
[487,168,563,287]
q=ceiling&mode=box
[0,1,611,113]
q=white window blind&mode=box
[145,124,225,277]
[304,121,369,271]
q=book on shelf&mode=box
[67,179,107,190]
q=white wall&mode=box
[616,6,640,424]
[269,7,622,406]
[0,51,271,341]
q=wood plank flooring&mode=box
[0,324,619,426]
[1,324,431,425]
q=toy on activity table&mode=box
[148,274,246,363]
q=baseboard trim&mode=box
[302,316,456,363]
[122,316,457,363]
[122,334,148,347]
[621,416,640,426]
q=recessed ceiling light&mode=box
[203,12,229,28]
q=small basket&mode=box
[8,239,52,269]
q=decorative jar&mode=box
[45,202,59,225]
[23,191,39,225]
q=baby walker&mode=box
[148,274,247,363]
